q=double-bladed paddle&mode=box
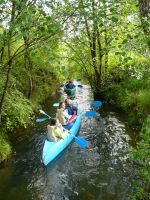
[36,109,97,121]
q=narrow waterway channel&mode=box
[0,82,137,200]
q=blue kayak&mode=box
[42,109,81,166]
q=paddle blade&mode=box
[75,136,88,148]
[83,110,96,117]
[77,85,83,88]
[91,101,103,107]
[36,118,49,122]
[39,109,50,117]
[53,103,59,107]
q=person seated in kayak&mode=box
[47,118,69,142]
[56,102,72,125]
[65,98,77,115]
[65,80,75,89]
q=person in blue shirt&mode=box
[65,98,77,115]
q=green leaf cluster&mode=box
[104,57,150,128]
[0,132,11,162]
[3,89,33,130]
[130,115,150,199]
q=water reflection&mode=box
[0,82,135,200]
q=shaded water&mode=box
[0,82,136,200]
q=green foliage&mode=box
[137,89,150,113]
[104,83,122,105]
[104,61,150,128]
[128,78,143,91]
[130,115,150,199]
[3,89,33,130]
[31,74,59,105]
[0,132,11,161]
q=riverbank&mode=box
[0,81,60,165]
[94,72,150,199]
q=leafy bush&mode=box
[104,62,150,128]
[130,116,150,199]
[123,78,144,92]
[105,84,122,105]
[3,89,33,130]
[136,90,150,115]
[0,132,11,161]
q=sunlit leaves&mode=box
[111,16,119,23]
[130,114,150,199]
[0,133,11,161]
[3,89,33,129]
[0,0,62,132]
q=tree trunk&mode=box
[0,40,13,123]
[81,0,101,89]
[0,46,5,64]
[23,35,33,99]
[0,2,16,122]
[97,27,103,82]
[104,28,109,75]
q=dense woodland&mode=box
[0,0,149,199]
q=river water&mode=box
[0,82,137,200]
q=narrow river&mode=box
[0,82,136,200]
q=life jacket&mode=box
[57,108,66,124]
[66,105,77,115]
[66,106,74,115]
[47,125,57,142]
[57,108,71,125]
[49,124,68,140]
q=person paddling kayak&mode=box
[47,118,68,142]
